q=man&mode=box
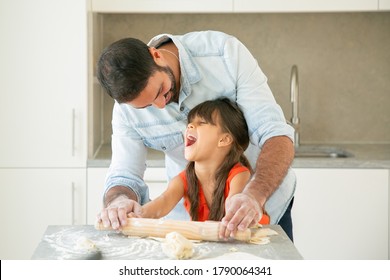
[96,30,296,240]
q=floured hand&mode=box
[219,193,262,239]
[97,195,142,230]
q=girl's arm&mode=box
[227,170,251,199]
[140,175,185,218]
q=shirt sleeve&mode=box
[103,101,150,204]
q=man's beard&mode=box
[160,65,179,104]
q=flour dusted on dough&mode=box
[75,236,96,251]
[161,232,194,260]
[249,228,278,245]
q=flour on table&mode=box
[209,252,267,260]
[229,247,238,252]
[161,232,194,260]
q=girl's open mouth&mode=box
[186,134,197,147]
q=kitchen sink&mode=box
[294,145,353,158]
[287,66,353,159]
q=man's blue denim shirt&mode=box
[104,31,296,223]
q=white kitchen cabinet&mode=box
[234,0,378,12]
[87,167,167,224]
[0,0,88,260]
[91,0,233,13]
[90,0,381,13]
[0,0,87,168]
[292,168,389,260]
[379,0,390,9]
[0,169,86,259]
[87,168,106,224]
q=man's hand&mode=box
[97,186,142,230]
[219,193,262,239]
[219,136,294,239]
[97,195,142,230]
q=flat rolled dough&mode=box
[161,232,194,260]
[249,228,278,244]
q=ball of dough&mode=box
[75,236,96,251]
[161,232,194,260]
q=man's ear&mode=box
[149,47,164,64]
[218,133,233,147]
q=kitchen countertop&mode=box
[292,143,390,169]
[88,143,390,169]
[31,225,303,260]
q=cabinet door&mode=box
[91,0,233,13]
[234,0,378,12]
[0,168,86,259]
[379,0,390,9]
[292,168,389,260]
[87,168,108,224]
[87,167,167,224]
[0,0,87,167]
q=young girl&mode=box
[130,98,269,224]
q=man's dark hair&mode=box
[97,38,159,103]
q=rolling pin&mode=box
[95,218,251,242]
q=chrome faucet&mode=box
[290,65,300,148]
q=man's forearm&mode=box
[244,136,294,207]
[104,185,138,207]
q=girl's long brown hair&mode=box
[185,98,251,221]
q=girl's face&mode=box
[184,113,227,162]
